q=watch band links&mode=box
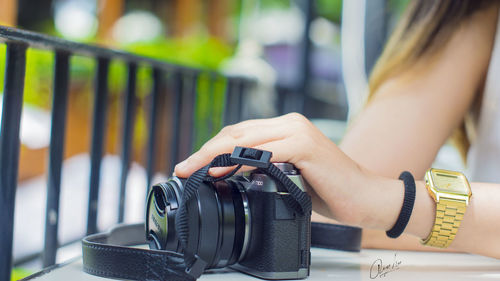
[422,198,466,248]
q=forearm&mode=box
[173,112,500,258]
[357,173,500,258]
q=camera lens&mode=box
[145,177,250,269]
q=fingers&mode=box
[174,113,313,178]
[208,166,255,178]
[174,115,301,178]
[253,139,298,164]
[205,138,299,178]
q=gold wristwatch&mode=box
[421,168,472,248]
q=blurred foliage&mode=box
[316,0,342,23]
[254,0,342,24]
[0,35,233,109]
[0,46,54,108]
[124,37,233,70]
[193,73,228,150]
[389,0,411,14]
[11,268,32,280]
[0,34,231,155]
[260,0,290,9]
[0,44,5,94]
[25,49,54,108]
[386,0,411,32]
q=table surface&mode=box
[25,248,500,281]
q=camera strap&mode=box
[82,222,362,280]
[82,147,361,281]
[82,223,196,281]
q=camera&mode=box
[145,162,311,280]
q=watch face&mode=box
[429,169,470,195]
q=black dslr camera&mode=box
[146,149,311,280]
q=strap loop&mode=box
[185,255,208,279]
[230,146,272,168]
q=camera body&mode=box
[146,163,311,280]
[233,163,311,279]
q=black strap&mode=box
[82,223,195,281]
[311,222,362,252]
[385,171,416,238]
[82,222,362,281]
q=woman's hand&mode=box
[174,113,401,229]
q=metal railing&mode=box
[0,25,252,281]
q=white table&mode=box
[24,248,500,281]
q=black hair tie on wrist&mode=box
[386,171,416,238]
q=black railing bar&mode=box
[236,79,246,123]
[222,76,258,124]
[117,62,137,223]
[222,78,234,126]
[146,68,163,189]
[168,72,183,174]
[206,74,216,137]
[86,57,110,235]
[187,72,199,155]
[42,51,71,267]
[228,79,242,125]
[0,26,244,79]
[0,43,27,281]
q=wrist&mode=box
[405,180,435,239]
[357,173,405,230]
[324,166,403,229]
[355,173,435,240]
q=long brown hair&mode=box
[368,0,497,161]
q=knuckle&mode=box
[286,112,307,123]
[223,125,244,140]
[288,113,312,132]
[286,113,312,130]
[220,125,233,135]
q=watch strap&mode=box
[421,198,466,248]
